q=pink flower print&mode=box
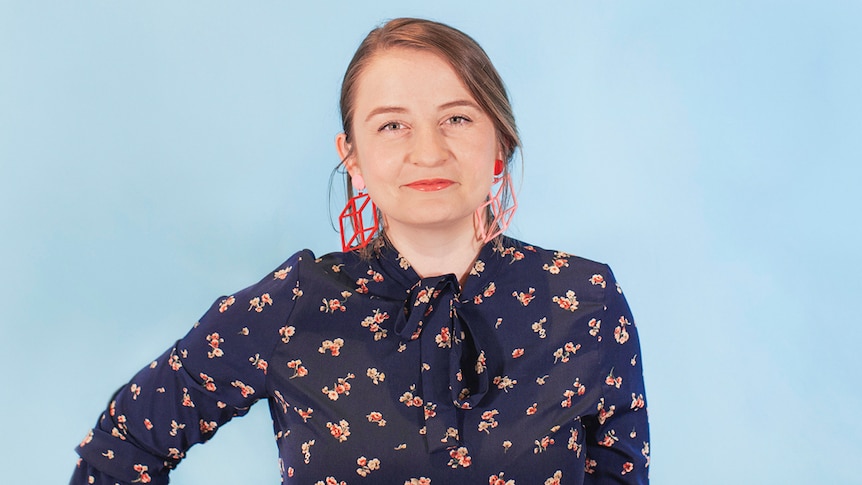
[502,440,512,453]
[366,367,386,384]
[435,326,452,348]
[249,353,268,374]
[366,411,387,427]
[511,348,524,359]
[642,441,651,467]
[561,379,586,408]
[621,462,634,475]
[475,350,487,374]
[584,457,597,474]
[574,378,586,395]
[470,259,485,275]
[79,430,93,448]
[531,317,548,338]
[526,403,538,415]
[567,428,582,456]
[542,252,570,274]
[273,390,289,414]
[218,295,235,313]
[478,409,499,433]
[405,479,432,485]
[181,388,195,408]
[206,333,224,359]
[544,470,563,485]
[534,435,555,453]
[301,439,315,464]
[273,266,292,280]
[287,359,308,379]
[321,373,355,401]
[199,419,218,434]
[294,407,314,423]
[292,284,303,300]
[615,316,631,344]
[318,338,345,356]
[279,325,296,344]
[414,287,432,306]
[588,318,602,340]
[130,383,141,400]
[596,398,616,425]
[589,273,606,288]
[320,291,351,313]
[325,419,350,442]
[447,446,472,468]
[356,456,381,477]
[423,402,437,420]
[168,352,183,371]
[168,420,186,437]
[598,430,619,447]
[512,287,536,306]
[631,354,638,366]
[355,277,369,294]
[361,309,390,340]
[231,380,255,398]
[605,368,622,389]
[133,464,151,483]
[552,290,579,312]
[631,393,646,411]
[248,293,273,312]
[399,385,423,407]
[493,375,517,392]
[199,373,216,392]
[553,342,581,363]
[368,269,384,282]
[488,472,515,485]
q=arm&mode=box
[583,265,650,484]
[71,252,305,484]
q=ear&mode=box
[335,133,360,177]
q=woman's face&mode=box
[337,47,502,239]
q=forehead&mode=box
[352,47,475,110]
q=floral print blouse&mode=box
[72,238,649,484]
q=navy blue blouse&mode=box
[72,238,649,484]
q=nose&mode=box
[408,124,448,166]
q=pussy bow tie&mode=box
[394,274,490,453]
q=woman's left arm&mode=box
[583,265,650,484]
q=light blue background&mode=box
[2,1,860,483]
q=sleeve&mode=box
[70,251,306,485]
[582,265,650,484]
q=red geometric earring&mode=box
[339,174,379,252]
[476,159,517,243]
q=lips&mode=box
[404,178,455,191]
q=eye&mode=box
[378,121,404,132]
[447,115,471,125]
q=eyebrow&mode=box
[363,99,481,122]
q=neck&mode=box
[384,218,485,286]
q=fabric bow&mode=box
[393,274,490,453]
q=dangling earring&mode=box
[476,159,517,243]
[339,174,379,252]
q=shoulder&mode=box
[496,238,620,305]
[501,238,613,279]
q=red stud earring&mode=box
[339,174,379,252]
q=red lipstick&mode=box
[404,178,455,191]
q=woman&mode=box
[72,18,649,484]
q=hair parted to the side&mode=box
[338,17,521,252]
